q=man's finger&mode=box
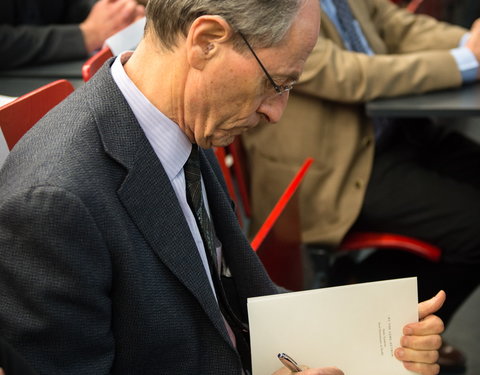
[403,314,444,336]
[402,360,441,375]
[418,290,446,320]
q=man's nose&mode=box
[257,92,290,123]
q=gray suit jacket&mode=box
[0,61,277,374]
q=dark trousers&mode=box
[352,119,480,324]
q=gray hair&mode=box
[145,0,304,51]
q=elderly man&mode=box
[0,0,444,374]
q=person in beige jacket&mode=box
[243,0,480,366]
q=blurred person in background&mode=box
[0,0,145,69]
[243,0,480,371]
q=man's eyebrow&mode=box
[273,73,300,83]
[289,73,300,82]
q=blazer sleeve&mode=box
[369,0,467,54]
[0,186,114,374]
[0,24,88,69]
[297,0,467,102]
[0,0,92,69]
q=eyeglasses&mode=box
[238,32,295,95]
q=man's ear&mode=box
[186,15,235,70]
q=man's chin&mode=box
[215,139,236,148]
[209,135,236,148]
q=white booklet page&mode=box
[105,17,146,55]
[248,277,418,375]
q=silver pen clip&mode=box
[278,352,302,372]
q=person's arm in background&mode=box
[0,0,144,70]
[297,0,478,103]
[462,19,480,80]
[79,0,144,54]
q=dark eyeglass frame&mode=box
[238,32,295,95]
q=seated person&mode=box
[0,0,444,374]
[0,0,145,69]
[242,0,480,368]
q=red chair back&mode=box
[82,47,114,82]
[340,231,441,262]
[406,0,425,13]
[0,79,74,150]
[214,137,314,290]
[252,158,313,291]
[227,137,252,217]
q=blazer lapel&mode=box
[85,63,234,345]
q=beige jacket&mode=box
[242,0,466,246]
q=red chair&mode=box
[215,138,313,290]
[0,79,74,150]
[339,232,441,262]
[406,0,425,13]
[82,47,114,82]
[390,0,425,13]
[249,158,313,291]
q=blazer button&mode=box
[355,179,364,189]
[363,136,373,148]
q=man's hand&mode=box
[395,290,446,375]
[466,18,480,79]
[80,0,145,53]
[273,366,344,375]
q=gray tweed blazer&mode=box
[0,61,277,374]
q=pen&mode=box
[278,352,302,372]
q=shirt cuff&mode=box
[450,46,479,83]
[459,33,471,47]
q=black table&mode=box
[0,59,85,97]
[366,83,480,118]
[0,59,84,79]
[0,77,84,97]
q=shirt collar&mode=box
[110,51,192,181]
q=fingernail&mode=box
[396,348,405,358]
[404,326,413,335]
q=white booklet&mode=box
[247,277,418,375]
[104,17,146,56]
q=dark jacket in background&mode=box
[0,0,93,69]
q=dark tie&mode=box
[333,0,394,144]
[184,144,219,270]
[184,145,252,373]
